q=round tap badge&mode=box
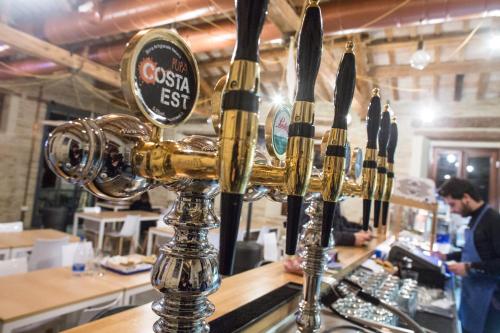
[121,29,199,128]
[265,103,291,161]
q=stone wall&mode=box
[0,94,46,224]
[0,80,128,227]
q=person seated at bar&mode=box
[130,192,154,242]
[333,205,372,247]
[299,205,372,247]
[435,177,500,333]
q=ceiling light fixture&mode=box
[410,39,431,70]
[272,95,284,105]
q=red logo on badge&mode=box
[138,57,157,85]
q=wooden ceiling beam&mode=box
[433,25,442,102]
[384,28,399,102]
[268,0,301,33]
[413,116,500,129]
[367,29,490,52]
[415,129,500,142]
[370,59,500,78]
[0,22,120,87]
[352,35,373,117]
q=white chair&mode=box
[256,227,279,262]
[104,215,140,255]
[77,297,122,325]
[28,237,69,271]
[0,257,28,276]
[82,206,102,246]
[0,221,23,233]
[61,241,94,267]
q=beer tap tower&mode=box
[42,0,399,331]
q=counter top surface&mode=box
[63,238,384,333]
[0,268,127,322]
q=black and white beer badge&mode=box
[122,30,200,128]
[135,39,197,126]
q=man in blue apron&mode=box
[438,177,500,333]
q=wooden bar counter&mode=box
[63,238,383,333]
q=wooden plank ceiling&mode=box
[1,1,500,139]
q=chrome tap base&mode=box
[296,197,333,333]
[151,179,221,333]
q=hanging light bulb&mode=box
[410,39,431,70]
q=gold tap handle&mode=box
[218,0,269,276]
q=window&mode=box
[430,147,498,209]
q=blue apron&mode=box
[459,204,499,333]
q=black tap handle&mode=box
[332,43,356,129]
[362,199,371,231]
[378,110,391,157]
[374,200,382,228]
[387,121,398,164]
[382,201,390,227]
[233,0,270,62]
[295,5,323,102]
[366,93,381,149]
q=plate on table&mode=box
[101,254,155,275]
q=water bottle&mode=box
[72,237,87,276]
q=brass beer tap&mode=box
[373,105,391,230]
[284,0,323,255]
[381,118,399,228]
[361,89,382,230]
[218,0,269,276]
[320,40,356,247]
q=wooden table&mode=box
[72,211,161,250]
[0,229,79,259]
[0,267,151,333]
[63,238,386,333]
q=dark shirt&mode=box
[299,206,362,247]
[447,203,500,275]
[333,214,362,246]
[130,201,152,211]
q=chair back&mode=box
[256,227,279,261]
[28,237,69,271]
[119,215,140,237]
[61,241,94,267]
[83,206,102,213]
[0,221,23,233]
[0,257,28,276]
[77,297,121,325]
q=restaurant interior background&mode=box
[0,0,499,332]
